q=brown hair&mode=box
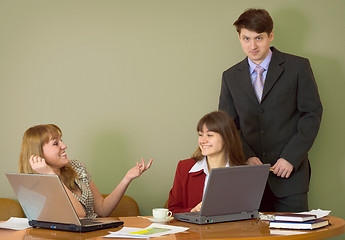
[19,124,78,191]
[191,111,246,166]
[233,8,273,35]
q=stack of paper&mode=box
[104,223,189,238]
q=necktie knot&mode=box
[255,66,264,75]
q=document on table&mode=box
[0,217,31,230]
[297,209,331,219]
[104,223,189,238]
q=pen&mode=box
[270,169,274,172]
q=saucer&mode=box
[148,216,174,223]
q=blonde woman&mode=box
[19,124,153,218]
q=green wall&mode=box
[1,1,344,238]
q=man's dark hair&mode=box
[233,8,273,35]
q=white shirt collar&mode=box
[248,49,272,74]
[189,156,229,176]
[189,156,209,175]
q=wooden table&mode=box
[0,216,344,240]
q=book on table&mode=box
[273,213,317,222]
[269,218,330,230]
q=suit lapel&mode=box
[261,47,285,102]
[236,59,259,103]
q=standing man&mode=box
[219,9,322,212]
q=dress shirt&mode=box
[248,49,272,85]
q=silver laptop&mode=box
[173,164,270,224]
[6,173,123,232]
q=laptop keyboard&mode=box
[80,218,102,225]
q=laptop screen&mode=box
[200,164,270,216]
[6,173,81,225]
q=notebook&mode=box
[173,164,270,224]
[5,173,123,232]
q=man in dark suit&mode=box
[218,9,323,212]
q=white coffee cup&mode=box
[152,208,172,220]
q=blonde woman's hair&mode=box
[19,124,78,191]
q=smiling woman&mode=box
[168,111,247,214]
[41,134,69,171]
[18,124,153,218]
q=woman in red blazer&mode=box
[168,111,247,213]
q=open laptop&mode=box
[173,164,270,224]
[6,173,123,232]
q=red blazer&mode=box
[168,158,206,213]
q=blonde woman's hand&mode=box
[29,155,55,175]
[125,158,153,181]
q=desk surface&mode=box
[1,216,344,240]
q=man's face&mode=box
[239,28,274,65]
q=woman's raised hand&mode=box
[29,155,55,175]
[125,158,153,181]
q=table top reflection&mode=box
[0,215,344,240]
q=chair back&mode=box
[102,194,139,217]
[0,198,25,221]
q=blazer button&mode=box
[260,130,265,135]
[262,152,267,157]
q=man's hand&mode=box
[246,157,263,165]
[271,158,294,178]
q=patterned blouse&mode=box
[69,160,98,218]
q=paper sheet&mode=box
[104,223,189,238]
[0,217,31,230]
[296,209,331,219]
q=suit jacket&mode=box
[168,158,205,213]
[219,47,323,198]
